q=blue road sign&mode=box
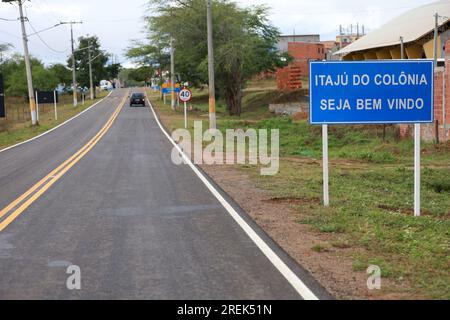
[161,86,181,94]
[309,60,434,125]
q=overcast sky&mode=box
[0,0,437,67]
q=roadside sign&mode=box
[309,60,434,217]
[179,88,192,129]
[310,60,434,124]
[0,74,4,118]
[179,88,192,103]
[161,82,181,94]
[36,90,58,104]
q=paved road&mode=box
[0,89,331,300]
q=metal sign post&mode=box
[414,124,421,216]
[322,125,329,207]
[179,88,193,129]
[310,60,434,215]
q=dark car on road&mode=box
[130,93,146,107]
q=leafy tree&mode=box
[68,35,109,88]
[105,63,123,80]
[129,0,288,115]
[129,66,154,83]
[48,63,72,85]
[1,54,59,97]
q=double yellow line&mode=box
[0,92,128,232]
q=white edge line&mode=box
[0,91,113,154]
[146,97,319,301]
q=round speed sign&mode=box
[179,88,192,103]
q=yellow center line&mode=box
[0,92,129,232]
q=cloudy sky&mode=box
[0,0,437,67]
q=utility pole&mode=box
[170,37,176,111]
[433,12,439,69]
[400,36,405,59]
[206,0,216,130]
[8,0,38,125]
[61,21,82,107]
[19,0,37,125]
[87,37,94,100]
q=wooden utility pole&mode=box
[14,0,38,125]
[61,21,83,107]
[206,0,216,130]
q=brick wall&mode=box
[421,39,450,142]
[400,39,450,142]
[276,42,325,90]
[287,42,326,61]
[276,62,303,90]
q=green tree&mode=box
[68,35,109,88]
[48,63,72,85]
[105,63,123,80]
[129,0,288,115]
[1,54,59,97]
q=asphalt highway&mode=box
[0,89,331,300]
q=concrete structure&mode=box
[277,34,320,52]
[335,1,450,61]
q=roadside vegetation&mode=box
[127,0,291,115]
[0,91,108,149]
[0,35,117,149]
[147,80,450,299]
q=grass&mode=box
[147,81,450,299]
[0,91,108,149]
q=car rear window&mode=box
[132,93,144,98]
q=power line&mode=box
[27,19,69,54]
[0,17,18,21]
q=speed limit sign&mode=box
[179,88,192,103]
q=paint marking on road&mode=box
[0,92,128,232]
[0,91,113,154]
[146,96,319,301]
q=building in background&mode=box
[276,34,321,53]
[335,1,450,61]
[334,0,450,143]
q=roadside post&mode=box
[162,82,181,107]
[322,124,329,207]
[310,60,434,216]
[35,90,59,122]
[179,88,193,129]
[53,90,58,121]
[0,74,5,119]
[35,91,39,122]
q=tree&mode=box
[1,54,59,97]
[48,63,72,85]
[68,35,109,88]
[105,63,122,80]
[129,0,288,115]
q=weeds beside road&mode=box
[147,83,450,299]
[0,91,108,150]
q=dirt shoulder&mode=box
[147,89,448,300]
[200,163,421,300]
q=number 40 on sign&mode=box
[179,88,192,129]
